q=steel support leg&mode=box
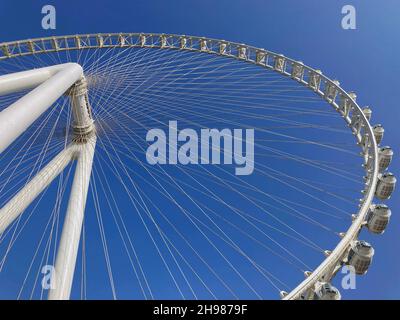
[0,63,83,153]
[48,137,96,300]
[0,144,78,234]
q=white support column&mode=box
[48,137,96,300]
[0,144,78,234]
[0,62,95,300]
[0,63,83,153]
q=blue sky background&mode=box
[0,0,399,299]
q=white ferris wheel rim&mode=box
[0,32,379,300]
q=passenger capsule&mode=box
[367,204,391,234]
[378,146,393,172]
[160,35,167,47]
[362,107,372,121]
[238,46,247,59]
[180,37,187,49]
[373,124,384,145]
[375,172,396,200]
[219,42,227,55]
[140,35,146,47]
[200,39,208,51]
[256,51,266,65]
[348,91,357,101]
[347,240,374,275]
[274,54,285,72]
[314,282,341,300]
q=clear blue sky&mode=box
[0,0,399,299]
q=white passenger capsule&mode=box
[274,54,285,72]
[362,107,372,121]
[347,240,374,275]
[373,124,384,145]
[219,42,227,55]
[140,35,146,47]
[313,282,341,300]
[238,46,247,59]
[160,35,167,47]
[375,172,396,200]
[180,37,187,49]
[256,50,266,65]
[378,146,393,172]
[348,91,357,101]
[367,204,391,234]
[200,39,207,51]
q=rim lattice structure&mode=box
[0,33,389,300]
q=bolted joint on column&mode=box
[66,77,95,143]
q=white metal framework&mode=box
[0,61,95,300]
[0,33,394,300]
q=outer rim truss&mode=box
[0,33,380,300]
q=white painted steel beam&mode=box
[48,137,96,300]
[0,144,78,234]
[0,63,83,153]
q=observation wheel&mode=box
[0,33,396,300]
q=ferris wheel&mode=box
[0,33,396,300]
